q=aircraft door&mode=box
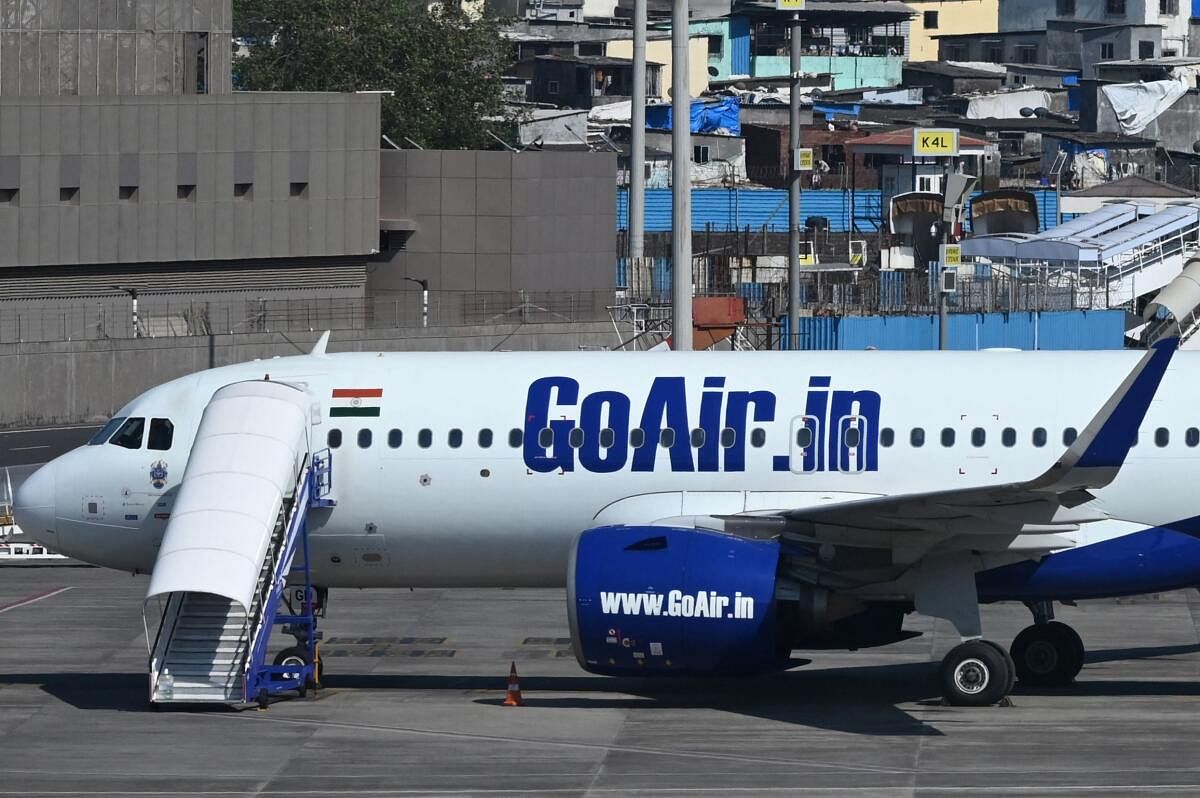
[836,413,868,473]
[789,415,820,474]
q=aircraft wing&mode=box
[760,337,1179,559]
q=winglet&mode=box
[1034,336,1179,491]
[311,330,331,356]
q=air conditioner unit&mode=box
[940,268,958,294]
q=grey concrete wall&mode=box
[0,0,233,95]
[372,149,615,294]
[0,92,381,268]
[1094,86,1200,156]
[1080,25,1160,79]
[0,321,629,428]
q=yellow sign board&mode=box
[795,147,814,171]
[775,0,805,9]
[913,128,960,157]
[940,243,962,265]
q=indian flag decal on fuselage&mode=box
[330,388,383,417]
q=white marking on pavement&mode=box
[0,586,72,614]
[8,445,49,452]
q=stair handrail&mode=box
[145,592,185,699]
[241,458,314,701]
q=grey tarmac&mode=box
[1,567,1200,797]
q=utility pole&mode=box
[787,10,802,351]
[671,0,692,350]
[630,0,646,262]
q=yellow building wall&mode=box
[906,0,999,62]
[607,37,709,99]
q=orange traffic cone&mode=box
[503,661,525,707]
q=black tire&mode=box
[1010,622,1084,686]
[273,646,310,684]
[940,639,1012,706]
[981,639,1017,696]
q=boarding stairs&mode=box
[144,380,335,706]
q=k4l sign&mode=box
[913,128,960,157]
[775,0,805,8]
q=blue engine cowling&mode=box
[568,525,791,676]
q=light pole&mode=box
[403,276,429,328]
[112,285,140,338]
[671,0,692,350]
[788,9,802,351]
[630,0,647,263]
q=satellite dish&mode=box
[708,66,718,77]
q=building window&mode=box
[1100,42,1115,59]
[1160,0,1178,14]
[60,186,79,204]
[289,182,308,198]
[693,145,711,164]
[0,188,15,206]
[1017,45,1037,63]
[945,44,967,60]
[984,42,1003,62]
[1164,48,1179,56]
[184,32,208,94]
[1105,0,1124,15]
[707,35,723,56]
[177,184,195,201]
[1057,0,1075,14]
[923,10,939,28]
[119,185,138,201]
[234,182,252,199]
[1139,40,1155,58]
[547,79,560,95]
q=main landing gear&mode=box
[1008,601,1085,686]
[940,639,1015,707]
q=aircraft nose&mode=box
[13,462,56,542]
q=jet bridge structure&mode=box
[960,201,1200,314]
[143,380,334,706]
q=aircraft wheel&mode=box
[1010,621,1084,686]
[274,646,311,694]
[940,639,1012,706]
[981,639,1017,695]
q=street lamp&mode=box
[402,277,429,328]
[112,285,140,338]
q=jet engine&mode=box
[567,525,917,676]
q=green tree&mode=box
[234,0,514,150]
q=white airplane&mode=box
[12,334,1198,707]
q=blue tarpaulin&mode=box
[645,97,741,135]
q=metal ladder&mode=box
[148,449,335,705]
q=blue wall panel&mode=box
[787,310,1124,351]
[730,17,751,75]
[618,189,1064,233]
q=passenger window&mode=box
[1063,427,1077,445]
[569,428,585,448]
[720,427,736,447]
[538,428,554,448]
[751,428,766,448]
[109,417,145,449]
[1155,427,1169,447]
[880,427,894,447]
[478,429,493,448]
[1002,427,1016,447]
[910,427,925,447]
[630,428,646,448]
[327,429,342,449]
[659,428,676,447]
[599,428,615,448]
[941,428,955,447]
[418,429,432,448]
[388,429,402,448]
[1033,427,1047,447]
[148,418,174,450]
[844,427,861,448]
[448,429,463,448]
[508,428,523,447]
[796,428,813,448]
[89,417,126,445]
[1187,427,1199,447]
[690,428,705,447]
[357,429,372,448]
[971,427,985,447]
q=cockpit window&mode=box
[109,417,145,449]
[148,418,174,450]
[89,417,126,445]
